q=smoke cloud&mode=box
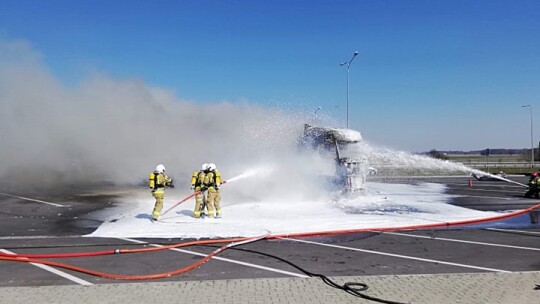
[0,38,329,198]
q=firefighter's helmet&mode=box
[156,164,166,173]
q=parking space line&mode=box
[379,231,540,251]
[0,249,92,285]
[119,238,309,278]
[285,238,511,273]
[0,192,70,207]
[486,228,540,236]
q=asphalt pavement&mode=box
[1,175,540,303]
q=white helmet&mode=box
[208,163,216,171]
[201,163,209,171]
[155,164,166,173]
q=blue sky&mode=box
[1,0,539,152]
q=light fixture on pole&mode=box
[340,51,359,129]
[522,105,534,168]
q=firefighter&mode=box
[525,172,540,199]
[149,164,173,221]
[191,163,209,218]
[205,163,222,218]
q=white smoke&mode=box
[1,37,499,200]
[0,37,328,197]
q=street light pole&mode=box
[340,51,359,129]
[522,105,534,168]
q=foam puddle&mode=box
[88,182,503,239]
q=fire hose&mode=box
[0,235,266,280]
[161,180,228,216]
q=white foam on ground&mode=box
[88,182,500,239]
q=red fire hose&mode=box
[162,180,227,216]
[0,234,266,280]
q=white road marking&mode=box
[285,238,511,273]
[0,192,70,207]
[0,249,92,285]
[119,238,308,278]
[486,228,540,236]
[380,231,540,251]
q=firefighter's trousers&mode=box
[151,189,165,220]
[207,188,221,217]
[194,189,207,218]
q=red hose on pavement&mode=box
[0,235,267,280]
[0,236,250,259]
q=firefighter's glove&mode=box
[190,185,195,190]
[169,184,174,188]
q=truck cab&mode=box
[301,124,373,194]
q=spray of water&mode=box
[226,165,275,184]
[468,170,527,187]
[358,143,527,187]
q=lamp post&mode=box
[522,105,534,168]
[340,51,359,129]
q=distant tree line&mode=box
[425,150,449,160]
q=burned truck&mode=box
[301,124,373,194]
